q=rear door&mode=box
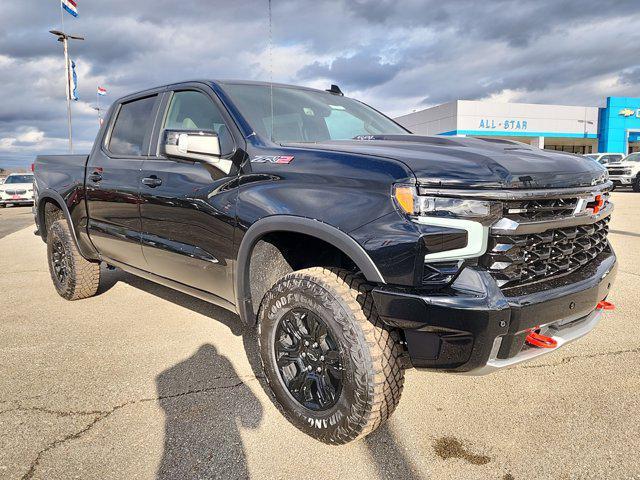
[86,94,161,268]
[138,87,241,303]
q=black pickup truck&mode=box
[34,80,617,444]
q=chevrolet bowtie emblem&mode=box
[619,108,635,117]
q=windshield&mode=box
[221,84,407,143]
[4,174,33,184]
[583,154,598,160]
[623,153,640,162]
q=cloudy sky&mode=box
[1,0,639,169]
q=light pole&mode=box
[578,109,595,154]
[49,29,84,153]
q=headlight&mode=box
[393,185,496,220]
[393,184,497,263]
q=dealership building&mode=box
[395,96,640,155]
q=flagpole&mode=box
[63,36,73,153]
[60,2,73,153]
[52,3,83,153]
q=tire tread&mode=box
[259,266,404,443]
[47,220,100,300]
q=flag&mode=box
[97,86,107,96]
[69,61,79,101]
[61,0,78,17]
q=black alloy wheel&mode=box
[274,308,343,411]
[258,267,405,444]
[46,219,101,301]
[51,238,70,285]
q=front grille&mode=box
[4,189,27,195]
[607,168,630,176]
[501,197,578,222]
[481,217,611,288]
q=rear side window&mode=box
[108,96,157,156]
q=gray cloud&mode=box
[2,0,640,169]
[298,52,401,89]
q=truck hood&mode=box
[285,135,608,189]
[607,161,639,169]
[0,182,33,191]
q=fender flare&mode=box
[235,215,386,326]
[36,189,95,259]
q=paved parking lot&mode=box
[0,206,34,239]
[1,193,639,480]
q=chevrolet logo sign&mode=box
[619,108,635,117]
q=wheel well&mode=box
[40,199,65,240]
[248,231,358,315]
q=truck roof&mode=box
[115,79,340,104]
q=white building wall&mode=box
[394,101,458,135]
[395,100,600,138]
[456,100,599,137]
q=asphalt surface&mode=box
[1,192,639,480]
[0,206,34,239]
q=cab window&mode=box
[163,91,233,154]
[108,95,157,156]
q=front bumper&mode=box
[0,198,34,205]
[608,175,633,185]
[372,250,617,374]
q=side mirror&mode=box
[161,129,221,162]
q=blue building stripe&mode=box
[439,130,597,139]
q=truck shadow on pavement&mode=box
[156,343,263,479]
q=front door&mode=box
[86,94,160,268]
[139,88,240,303]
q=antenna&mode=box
[268,0,274,142]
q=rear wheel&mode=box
[258,267,404,444]
[47,220,100,300]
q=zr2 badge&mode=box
[251,155,294,164]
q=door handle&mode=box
[88,172,103,182]
[142,176,162,188]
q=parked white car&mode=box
[0,173,35,207]
[606,152,640,191]
[583,152,625,165]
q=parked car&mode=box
[605,152,640,191]
[583,152,624,165]
[0,172,34,207]
[33,80,617,444]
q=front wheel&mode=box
[47,220,100,300]
[258,267,404,444]
[633,176,640,192]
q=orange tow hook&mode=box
[596,300,615,311]
[525,328,558,349]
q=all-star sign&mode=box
[61,0,78,17]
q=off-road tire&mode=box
[258,267,404,444]
[633,175,640,192]
[47,220,100,300]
